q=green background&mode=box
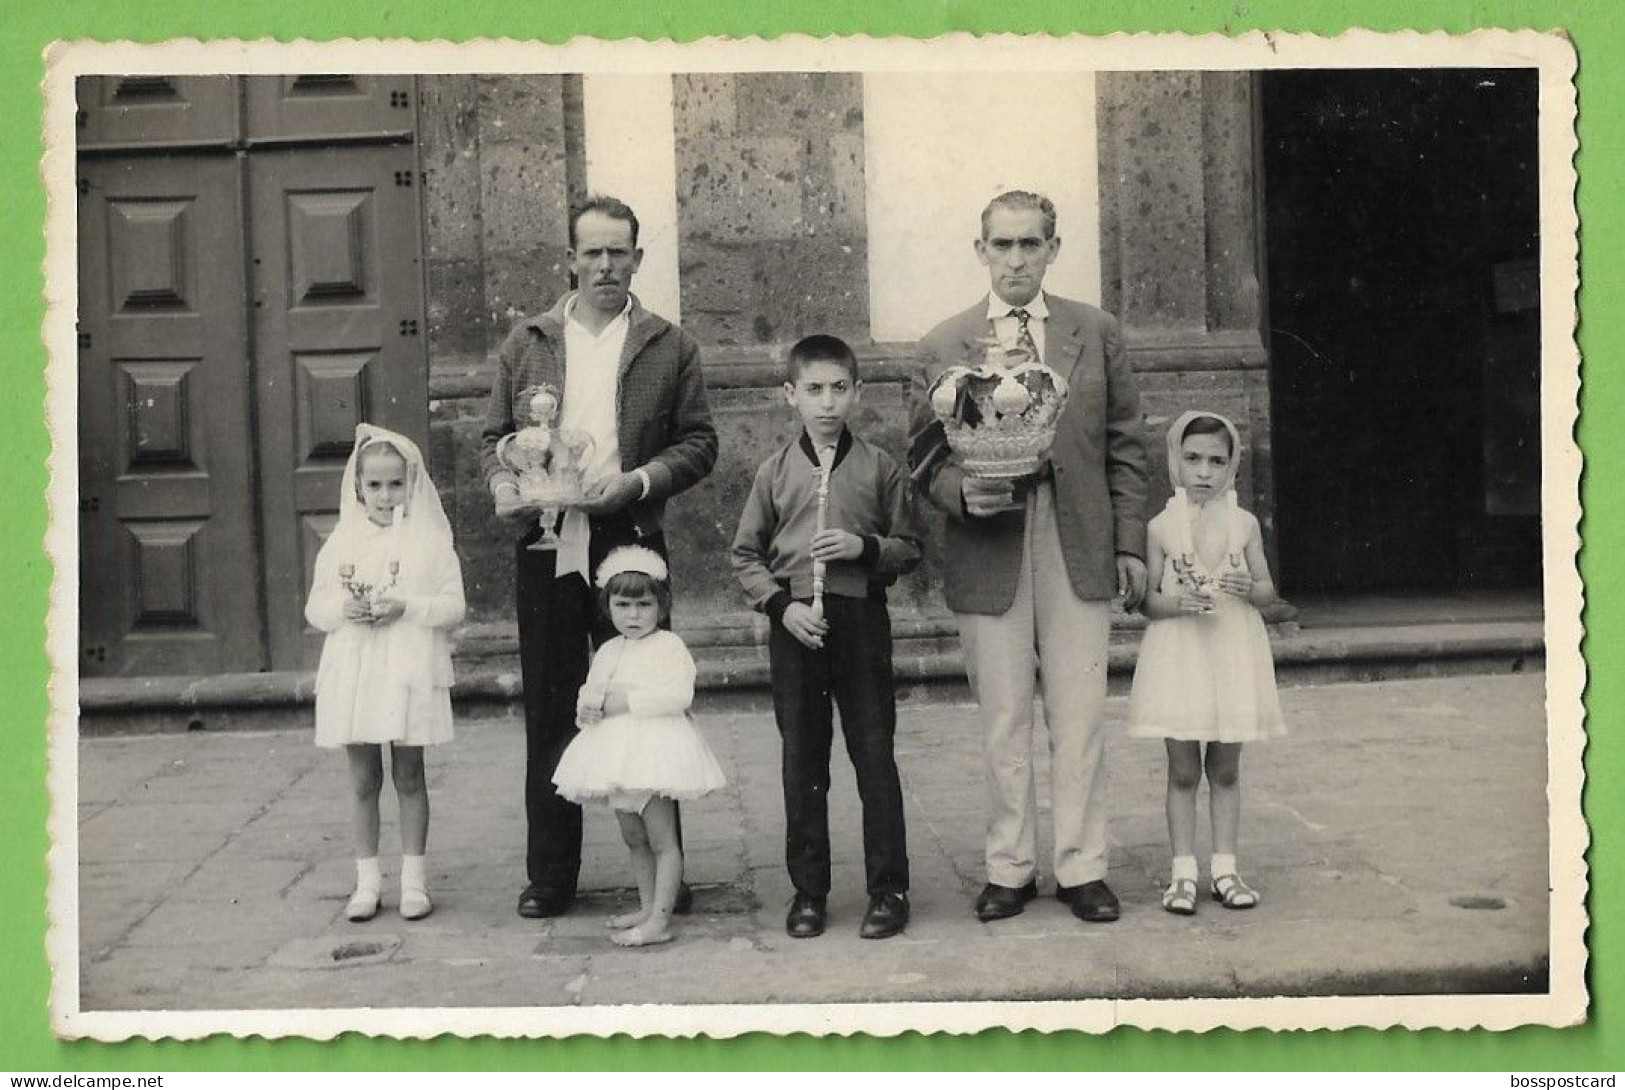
[8,0,1614,1071]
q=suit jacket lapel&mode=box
[1044,301,1088,385]
[957,303,994,364]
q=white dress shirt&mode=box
[985,290,1050,363]
[550,293,630,580]
[561,293,629,490]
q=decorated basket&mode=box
[926,341,1069,478]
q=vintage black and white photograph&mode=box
[46,33,1583,1039]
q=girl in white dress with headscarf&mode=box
[1129,411,1286,916]
[305,424,466,923]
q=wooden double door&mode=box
[78,75,430,677]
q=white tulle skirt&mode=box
[553,713,726,805]
[1127,596,1287,743]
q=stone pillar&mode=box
[672,73,871,348]
[1097,71,1279,572]
[419,75,577,376]
[418,75,487,374]
[472,76,576,331]
[419,75,578,622]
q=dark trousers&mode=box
[768,594,909,898]
[516,517,679,893]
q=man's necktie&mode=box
[1009,308,1040,363]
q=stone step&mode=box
[75,617,1544,735]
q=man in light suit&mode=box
[907,190,1149,923]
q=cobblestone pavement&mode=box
[73,673,1553,1017]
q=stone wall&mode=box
[417,72,1275,630]
[418,75,586,622]
[672,73,871,349]
[419,74,582,381]
[1099,71,1279,572]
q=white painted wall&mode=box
[862,72,1102,343]
[581,74,682,323]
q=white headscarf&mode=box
[1162,410,1248,572]
[327,423,455,597]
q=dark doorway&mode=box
[1261,69,1542,596]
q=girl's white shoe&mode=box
[399,854,432,919]
[345,887,382,922]
[400,887,433,920]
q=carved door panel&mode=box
[77,75,239,151]
[77,76,429,677]
[247,143,429,670]
[77,155,265,676]
[244,75,416,145]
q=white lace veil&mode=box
[328,423,454,581]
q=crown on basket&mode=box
[925,340,1070,479]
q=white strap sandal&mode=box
[1161,877,1198,916]
[1211,873,1260,909]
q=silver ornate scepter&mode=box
[810,444,836,622]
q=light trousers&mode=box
[957,482,1111,889]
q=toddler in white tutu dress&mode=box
[1129,410,1285,916]
[305,424,466,923]
[553,545,726,946]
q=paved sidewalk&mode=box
[74,673,1551,1012]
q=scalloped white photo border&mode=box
[40,29,1584,1040]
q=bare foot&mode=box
[606,909,650,930]
[610,920,674,947]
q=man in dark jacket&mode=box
[482,195,717,919]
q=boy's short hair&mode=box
[598,569,673,620]
[785,334,860,384]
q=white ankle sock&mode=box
[1211,853,1238,879]
[346,858,384,920]
[355,856,382,892]
[1171,855,1198,882]
[401,854,426,894]
[398,855,432,920]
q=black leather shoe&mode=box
[1064,879,1120,923]
[517,885,574,919]
[785,893,827,938]
[974,880,1038,921]
[674,881,695,915]
[859,892,910,939]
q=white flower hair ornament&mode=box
[594,544,670,589]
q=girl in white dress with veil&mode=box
[305,425,466,923]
